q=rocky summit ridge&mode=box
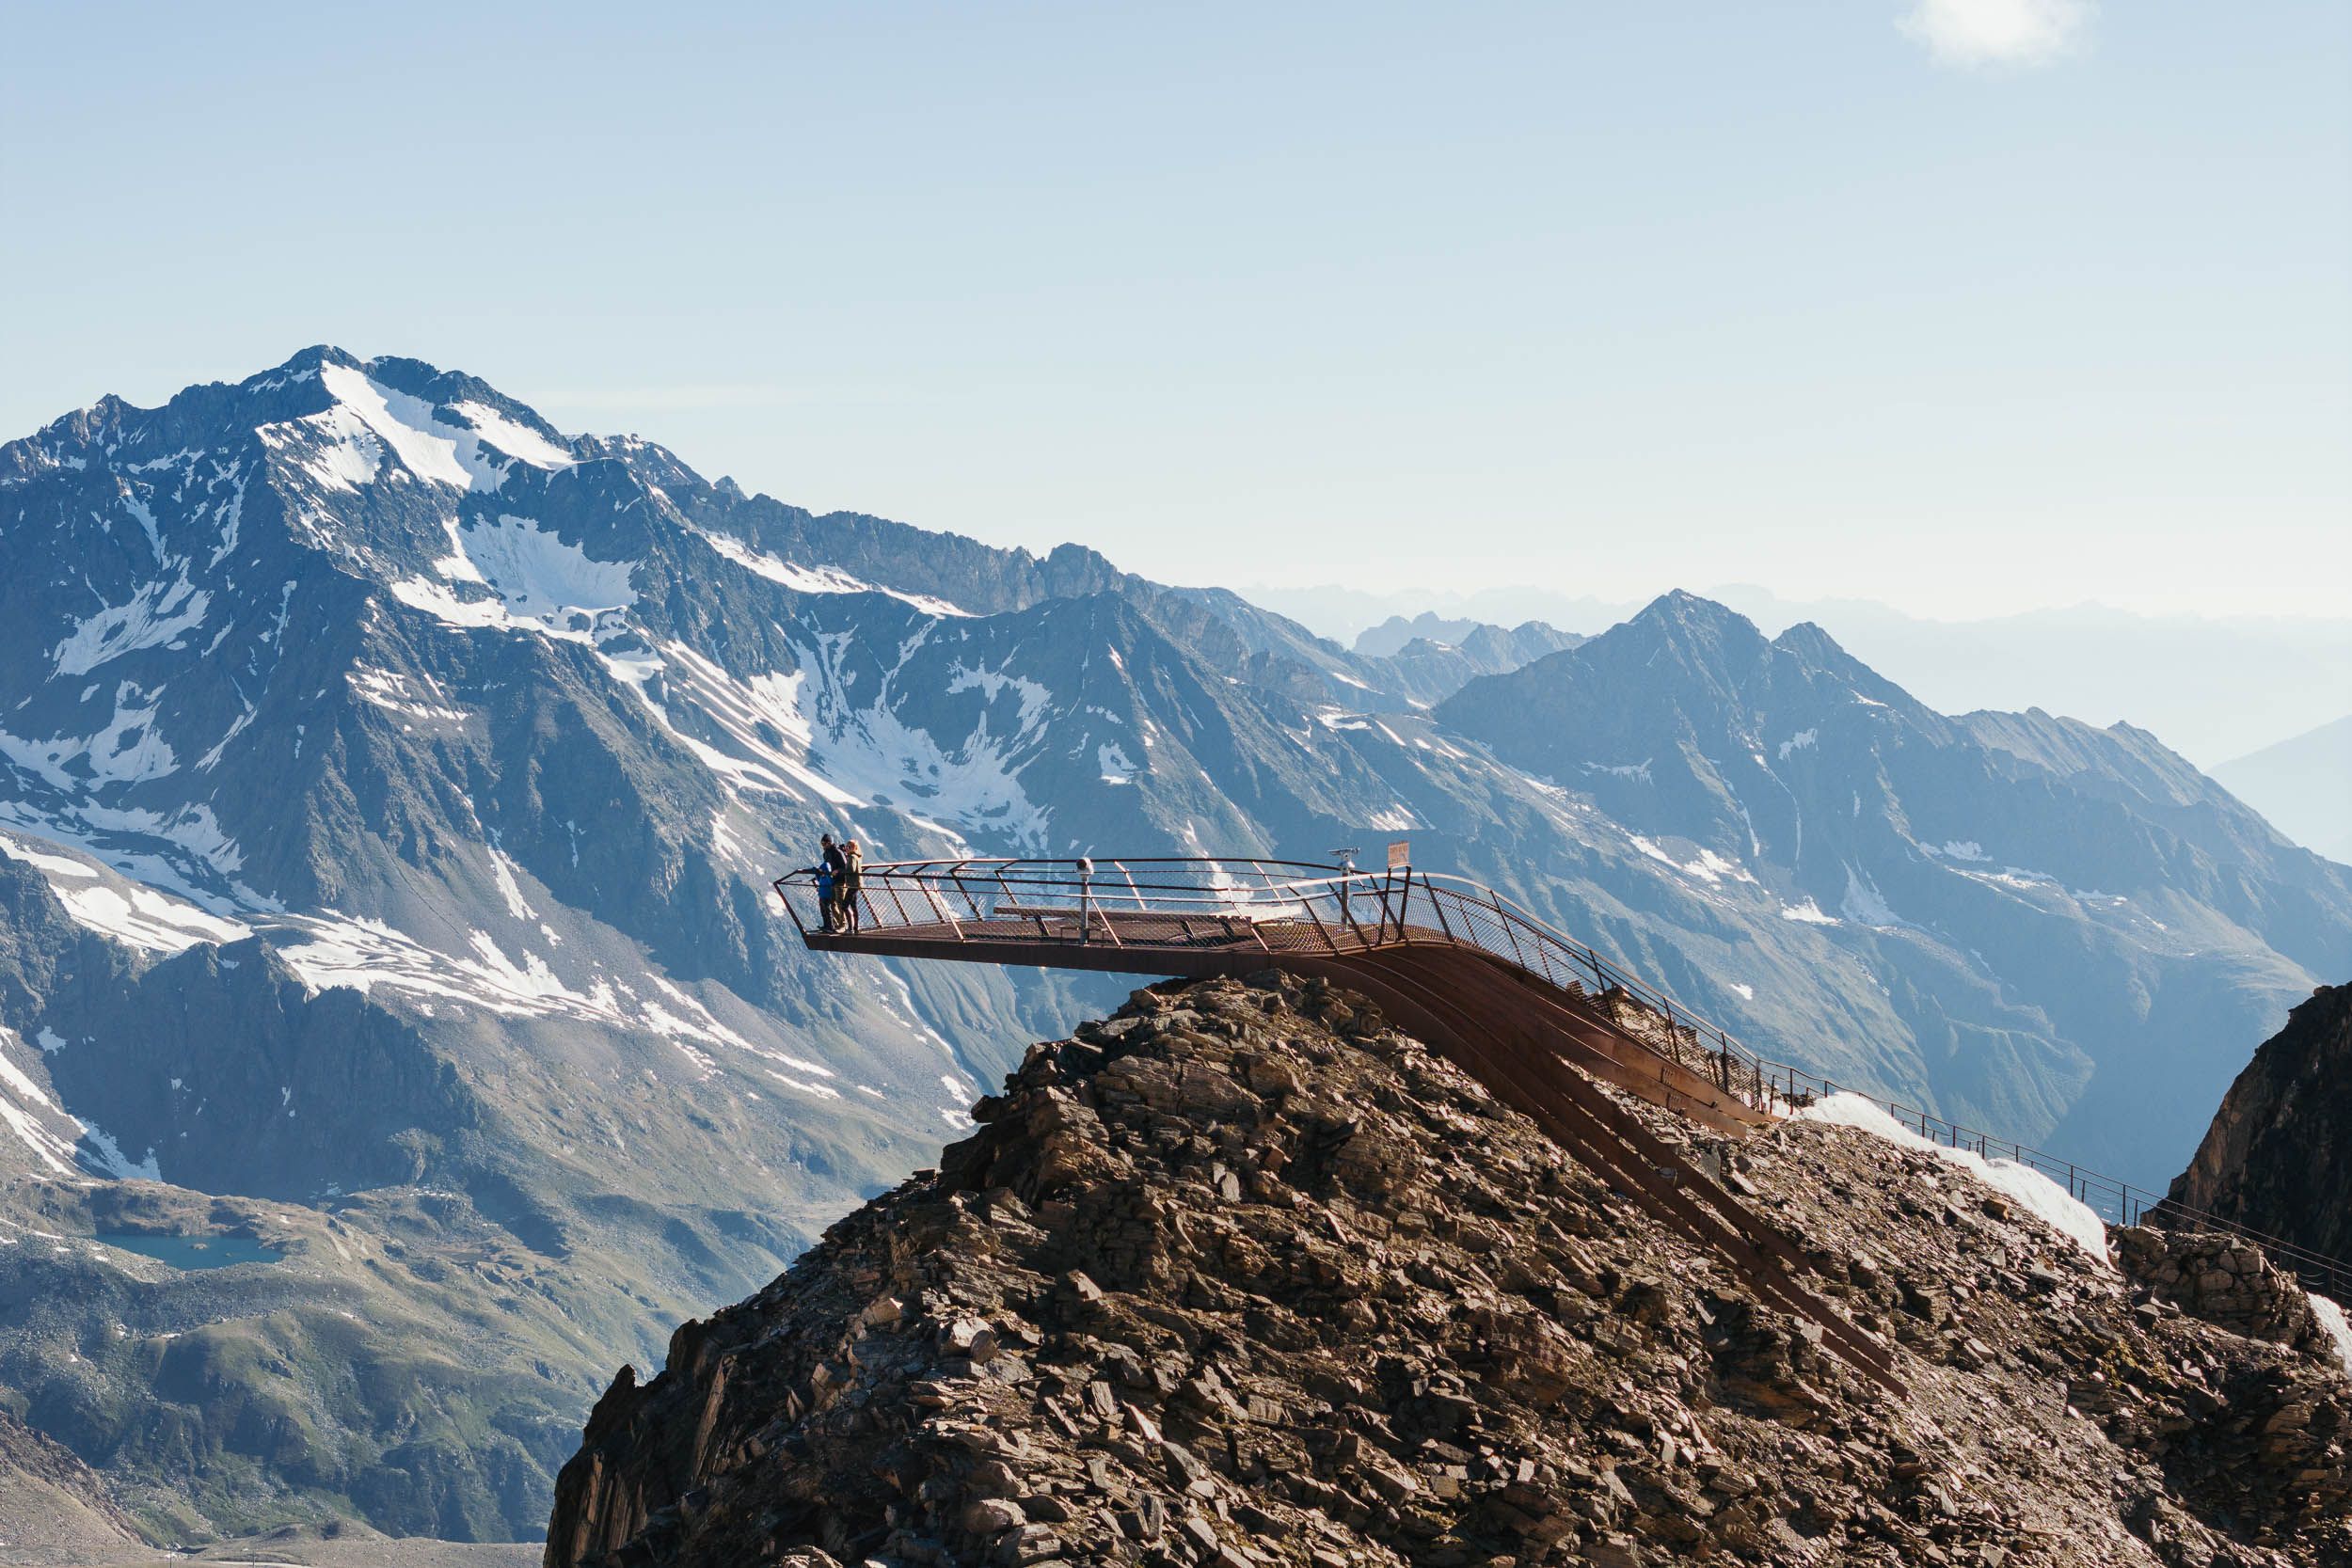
[543,976,2352,1568]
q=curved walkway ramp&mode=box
[775,857,1903,1393]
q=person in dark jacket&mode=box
[818,833,848,931]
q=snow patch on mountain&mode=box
[392,515,637,645]
[53,572,211,676]
[4,830,254,954]
[448,401,576,471]
[0,837,99,882]
[54,883,249,955]
[77,1123,161,1183]
[0,1031,82,1178]
[630,641,861,808]
[11,801,251,895]
[1629,835,1756,887]
[2308,1292,2352,1378]
[0,683,179,788]
[490,851,538,922]
[276,406,385,491]
[1796,1093,2110,1266]
[308,362,568,494]
[1840,865,1906,928]
[348,667,470,728]
[693,527,970,617]
[1780,898,1840,926]
[699,640,1055,849]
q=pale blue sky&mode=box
[4,2,2346,618]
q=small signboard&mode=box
[1387,839,1410,870]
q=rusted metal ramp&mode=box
[776,857,1899,1393]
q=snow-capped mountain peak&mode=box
[277,355,579,498]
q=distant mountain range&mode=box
[0,348,2341,1542]
[1435,595,2349,1175]
[1253,581,2352,777]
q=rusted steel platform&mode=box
[804,905,1771,1135]
[779,860,1791,1122]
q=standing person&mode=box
[819,833,848,931]
[810,862,837,933]
[839,839,865,932]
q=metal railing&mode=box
[773,855,2352,1303]
[774,856,1778,1105]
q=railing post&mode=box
[1300,883,1339,955]
[1501,907,1530,970]
[1343,873,1373,945]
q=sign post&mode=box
[1384,840,1412,937]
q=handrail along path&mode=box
[779,857,1782,1129]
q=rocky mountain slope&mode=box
[545,975,2352,1568]
[0,1407,144,1564]
[0,347,2340,1542]
[2169,984,2352,1262]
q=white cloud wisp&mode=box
[1900,0,2093,68]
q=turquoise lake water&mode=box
[95,1233,284,1269]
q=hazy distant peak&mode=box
[1613,590,1771,665]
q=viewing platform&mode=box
[774,857,1785,1136]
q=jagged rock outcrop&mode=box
[2110,1227,2333,1358]
[544,976,2352,1568]
[2170,985,2352,1261]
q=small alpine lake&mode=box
[95,1232,285,1270]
